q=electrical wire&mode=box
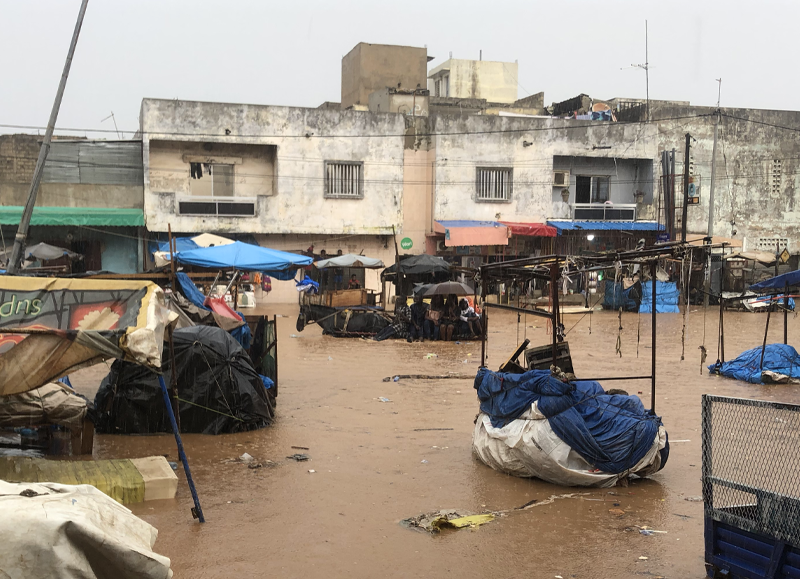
[0,113,709,140]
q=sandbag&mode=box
[0,382,88,428]
[0,480,171,579]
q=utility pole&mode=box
[704,79,722,308]
[707,79,722,238]
[621,20,650,122]
[644,20,649,122]
[681,133,691,243]
[7,0,89,274]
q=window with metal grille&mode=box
[476,167,513,202]
[324,161,363,198]
[770,159,782,195]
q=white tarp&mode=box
[315,253,385,269]
[0,480,171,579]
[472,403,667,488]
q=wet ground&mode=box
[69,305,800,579]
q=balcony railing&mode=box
[571,203,636,221]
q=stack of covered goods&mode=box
[472,368,669,487]
[639,281,681,313]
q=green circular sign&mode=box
[400,237,413,250]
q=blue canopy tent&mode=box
[750,269,800,292]
[157,238,200,253]
[175,241,313,279]
[713,269,800,382]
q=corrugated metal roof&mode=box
[546,220,664,232]
[43,141,142,186]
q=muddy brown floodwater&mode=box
[69,305,800,579]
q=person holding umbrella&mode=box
[439,294,459,341]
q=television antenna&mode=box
[101,111,123,139]
[621,20,651,121]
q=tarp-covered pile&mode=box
[94,326,274,434]
[709,343,800,384]
[0,277,174,396]
[0,382,88,429]
[0,480,171,579]
[472,368,669,487]
[639,281,680,314]
[602,280,641,311]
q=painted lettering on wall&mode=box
[0,296,43,318]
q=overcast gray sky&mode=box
[2,0,797,137]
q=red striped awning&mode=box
[500,221,558,237]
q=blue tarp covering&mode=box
[176,241,312,277]
[157,237,200,253]
[230,312,252,350]
[175,272,252,350]
[750,270,800,291]
[295,276,319,294]
[176,272,210,310]
[602,280,641,311]
[260,375,274,390]
[709,344,800,384]
[435,219,505,228]
[639,281,681,314]
[546,221,664,233]
[474,368,665,474]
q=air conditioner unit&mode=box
[553,170,570,187]
[437,240,451,252]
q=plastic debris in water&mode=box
[393,376,400,382]
[421,459,428,464]
[377,397,392,403]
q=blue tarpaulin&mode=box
[176,241,312,277]
[709,344,800,384]
[230,312,252,350]
[157,238,200,253]
[176,272,210,310]
[474,368,665,474]
[602,280,641,311]
[639,281,681,314]
[750,270,800,292]
[175,272,252,350]
[546,221,664,233]
[295,276,319,294]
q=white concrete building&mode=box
[427,59,518,104]
[140,98,432,302]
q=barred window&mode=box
[476,167,513,202]
[325,161,363,199]
[770,159,782,195]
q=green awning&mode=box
[0,206,144,227]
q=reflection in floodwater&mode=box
[67,306,800,579]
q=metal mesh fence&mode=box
[702,395,800,548]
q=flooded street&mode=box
[71,306,800,579]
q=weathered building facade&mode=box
[619,104,800,253]
[341,43,429,110]
[0,134,145,273]
[140,97,433,302]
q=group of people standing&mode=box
[374,293,482,342]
